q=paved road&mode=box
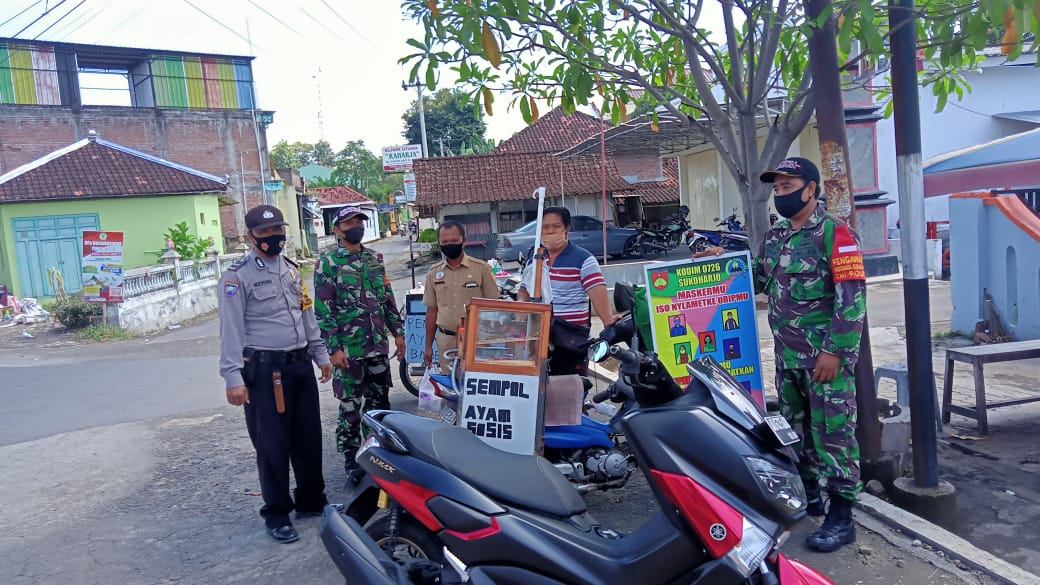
[0,240,998,585]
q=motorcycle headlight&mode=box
[726,518,773,576]
[744,457,806,515]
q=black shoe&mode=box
[803,479,826,517]
[806,495,856,552]
[267,524,299,544]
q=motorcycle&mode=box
[686,211,751,254]
[636,206,691,258]
[395,285,645,496]
[321,338,833,584]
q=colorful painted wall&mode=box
[0,42,61,105]
[950,192,1040,340]
[0,194,223,298]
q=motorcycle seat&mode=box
[381,413,588,518]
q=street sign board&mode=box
[82,231,125,303]
[403,173,417,202]
[378,203,396,213]
[382,145,422,173]
[394,193,407,204]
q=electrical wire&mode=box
[9,0,69,38]
[246,0,303,38]
[0,0,45,31]
[297,4,345,43]
[182,0,268,54]
[31,0,86,39]
[317,0,374,47]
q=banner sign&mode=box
[404,293,437,364]
[459,371,540,454]
[382,145,422,173]
[377,203,396,213]
[643,251,764,407]
[403,173,417,202]
[81,231,125,303]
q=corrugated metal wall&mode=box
[0,43,61,105]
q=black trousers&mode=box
[243,355,326,528]
[548,347,589,377]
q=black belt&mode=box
[244,347,310,364]
[437,326,457,336]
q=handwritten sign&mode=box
[404,293,436,364]
[644,251,765,407]
[459,371,542,454]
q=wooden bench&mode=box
[941,339,1040,434]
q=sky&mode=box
[0,0,532,154]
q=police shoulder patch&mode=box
[224,281,240,297]
[227,256,248,272]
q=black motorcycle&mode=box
[637,206,691,258]
[320,335,834,584]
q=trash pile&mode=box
[0,283,50,327]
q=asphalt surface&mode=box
[0,238,1007,585]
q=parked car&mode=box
[495,215,639,261]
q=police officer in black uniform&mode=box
[218,205,333,543]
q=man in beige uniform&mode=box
[423,220,499,373]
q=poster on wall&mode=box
[643,251,764,407]
[81,231,125,303]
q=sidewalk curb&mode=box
[587,363,1038,585]
[856,493,1039,585]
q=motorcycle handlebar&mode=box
[591,389,613,404]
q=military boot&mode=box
[806,494,856,552]
[803,478,826,517]
[344,450,363,486]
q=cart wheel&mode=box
[398,358,423,397]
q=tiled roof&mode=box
[415,152,634,207]
[0,137,227,202]
[617,158,680,204]
[314,186,375,207]
[493,107,603,154]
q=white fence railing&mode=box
[123,253,243,299]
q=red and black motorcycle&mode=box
[320,340,834,585]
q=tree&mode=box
[331,140,384,192]
[401,0,1039,247]
[270,140,302,169]
[269,139,337,169]
[402,88,489,156]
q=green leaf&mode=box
[519,94,532,123]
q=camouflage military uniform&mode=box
[753,204,867,500]
[314,245,404,457]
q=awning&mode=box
[922,128,1040,196]
[993,110,1040,125]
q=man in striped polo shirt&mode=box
[518,207,618,375]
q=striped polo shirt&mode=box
[522,243,606,326]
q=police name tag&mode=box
[765,414,800,446]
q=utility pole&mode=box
[803,0,890,483]
[402,81,430,157]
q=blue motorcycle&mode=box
[686,211,751,253]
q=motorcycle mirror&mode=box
[588,340,610,363]
[517,250,526,268]
[712,217,720,222]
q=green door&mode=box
[13,214,99,297]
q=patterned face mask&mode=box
[254,233,285,256]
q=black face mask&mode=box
[254,234,285,256]
[342,226,365,244]
[441,243,464,260]
[774,185,811,219]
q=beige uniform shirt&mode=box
[422,254,499,332]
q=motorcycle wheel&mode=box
[398,359,423,397]
[691,239,710,253]
[640,241,655,258]
[367,512,444,564]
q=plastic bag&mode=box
[520,260,553,303]
[417,367,443,413]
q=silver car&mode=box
[495,216,640,261]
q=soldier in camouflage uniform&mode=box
[698,157,866,553]
[314,206,405,480]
